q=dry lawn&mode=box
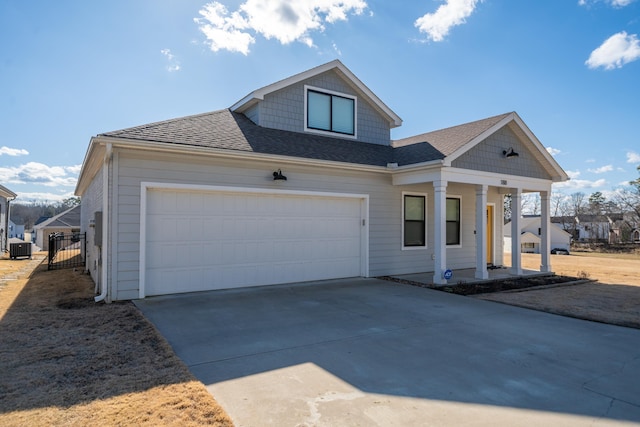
[477,253,640,329]
[0,254,233,427]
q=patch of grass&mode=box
[0,257,233,427]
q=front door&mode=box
[486,205,494,265]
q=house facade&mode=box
[504,216,572,254]
[75,60,568,302]
[1,185,18,253]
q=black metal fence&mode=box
[48,232,86,270]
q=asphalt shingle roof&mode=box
[392,113,512,157]
[100,109,511,168]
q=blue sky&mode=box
[1,0,639,205]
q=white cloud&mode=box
[0,162,79,188]
[194,0,368,55]
[579,0,635,6]
[586,31,640,70]
[160,49,181,72]
[14,191,76,204]
[415,0,482,42]
[627,151,640,163]
[0,146,29,156]
[566,170,581,179]
[546,147,561,156]
[587,164,613,174]
[554,178,607,190]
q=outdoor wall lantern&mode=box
[273,169,287,181]
[502,147,519,158]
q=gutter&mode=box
[95,143,112,302]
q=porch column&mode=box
[540,190,551,272]
[511,188,523,275]
[475,185,488,279]
[433,180,448,285]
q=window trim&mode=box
[446,195,462,248]
[402,192,427,250]
[304,85,357,139]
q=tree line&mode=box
[505,166,640,242]
[10,197,80,229]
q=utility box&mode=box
[10,242,32,259]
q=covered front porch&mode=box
[391,265,553,287]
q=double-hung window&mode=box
[403,194,426,248]
[446,197,461,246]
[306,86,355,136]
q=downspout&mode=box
[95,143,112,302]
[4,196,15,252]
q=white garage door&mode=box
[143,188,365,296]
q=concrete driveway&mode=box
[135,278,640,426]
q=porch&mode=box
[390,266,553,287]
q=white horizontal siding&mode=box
[110,149,506,300]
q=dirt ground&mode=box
[476,253,640,329]
[0,254,233,427]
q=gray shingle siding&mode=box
[452,126,552,180]
[258,70,391,146]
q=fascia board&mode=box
[393,165,554,192]
[231,60,402,128]
[0,184,18,199]
[511,113,569,181]
[75,138,105,196]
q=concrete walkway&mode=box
[135,278,640,426]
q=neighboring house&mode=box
[33,205,81,251]
[75,60,568,302]
[504,216,572,254]
[552,214,623,243]
[8,219,25,240]
[0,184,18,252]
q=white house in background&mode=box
[505,216,572,254]
[552,214,623,243]
[75,60,568,302]
[1,184,18,253]
[33,205,81,251]
[8,220,25,240]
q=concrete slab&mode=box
[135,278,640,426]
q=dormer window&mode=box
[305,86,356,137]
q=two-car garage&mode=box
[140,184,368,297]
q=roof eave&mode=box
[85,135,393,174]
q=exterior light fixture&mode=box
[502,147,519,158]
[273,169,287,181]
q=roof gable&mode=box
[231,60,402,129]
[393,112,568,182]
[34,205,81,229]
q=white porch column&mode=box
[540,190,551,272]
[511,188,523,275]
[433,180,448,284]
[475,185,488,279]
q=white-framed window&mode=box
[402,192,427,250]
[304,85,357,138]
[446,196,461,247]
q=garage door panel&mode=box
[145,190,364,296]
